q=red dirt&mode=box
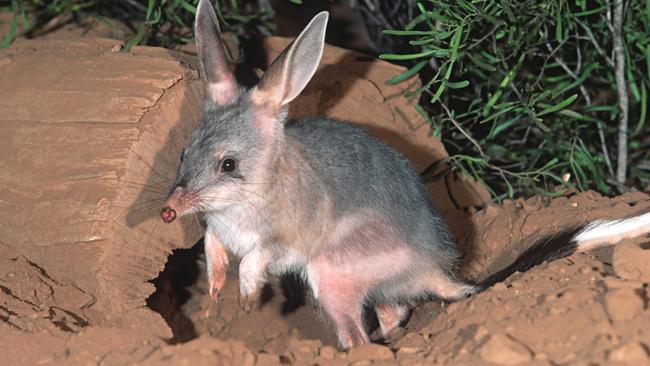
[3,191,650,365]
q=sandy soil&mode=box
[3,190,650,365]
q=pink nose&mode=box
[161,206,177,223]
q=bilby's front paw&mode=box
[208,270,227,302]
[238,291,259,312]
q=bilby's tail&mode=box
[476,211,650,291]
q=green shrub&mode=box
[380,0,649,199]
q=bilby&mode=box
[161,0,650,349]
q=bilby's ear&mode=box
[195,0,239,105]
[251,12,328,108]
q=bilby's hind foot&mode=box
[375,303,409,338]
[428,273,478,302]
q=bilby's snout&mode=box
[161,186,186,223]
[161,206,177,223]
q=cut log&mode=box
[0,38,204,336]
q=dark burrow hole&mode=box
[146,241,202,344]
[145,240,338,347]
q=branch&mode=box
[439,102,488,160]
[544,43,615,178]
[576,20,615,68]
[613,0,628,187]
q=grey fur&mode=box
[285,118,459,268]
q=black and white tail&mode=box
[477,211,650,291]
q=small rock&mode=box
[284,339,321,364]
[397,347,419,355]
[479,333,532,365]
[613,242,650,282]
[492,282,507,291]
[607,342,649,363]
[396,351,424,364]
[387,326,407,340]
[603,277,642,289]
[473,325,489,341]
[604,288,644,322]
[579,266,592,274]
[255,352,280,366]
[319,345,337,360]
[348,344,394,362]
[350,361,372,366]
[394,332,426,349]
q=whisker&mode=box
[114,195,168,223]
[122,165,172,187]
[118,184,169,197]
[200,206,238,227]
[131,151,174,186]
[196,196,262,213]
[240,181,277,186]
[238,187,269,202]
[130,147,179,172]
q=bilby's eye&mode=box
[220,158,236,172]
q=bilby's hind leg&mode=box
[307,213,417,348]
[375,303,409,338]
[308,263,369,349]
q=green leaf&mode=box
[488,115,519,139]
[554,63,597,95]
[0,0,19,48]
[449,24,464,61]
[467,53,497,71]
[571,4,610,17]
[445,80,470,89]
[558,109,592,121]
[410,38,437,46]
[430,83,446,103]
[585,105,618,113]
[483,90,504,115]
[635,82,647,133]
[123,24,149,52]
[479,106,515,124]
[387,61,427,85]
[415,104,432,125]
[179,1,196,14]
[379,48,447,60]
[383,29,434,36]
[555,9,563,42]
[478,12,504,26]
[532,117,551,132]
[536,94,578,117]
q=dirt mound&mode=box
[2,190,649,365]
